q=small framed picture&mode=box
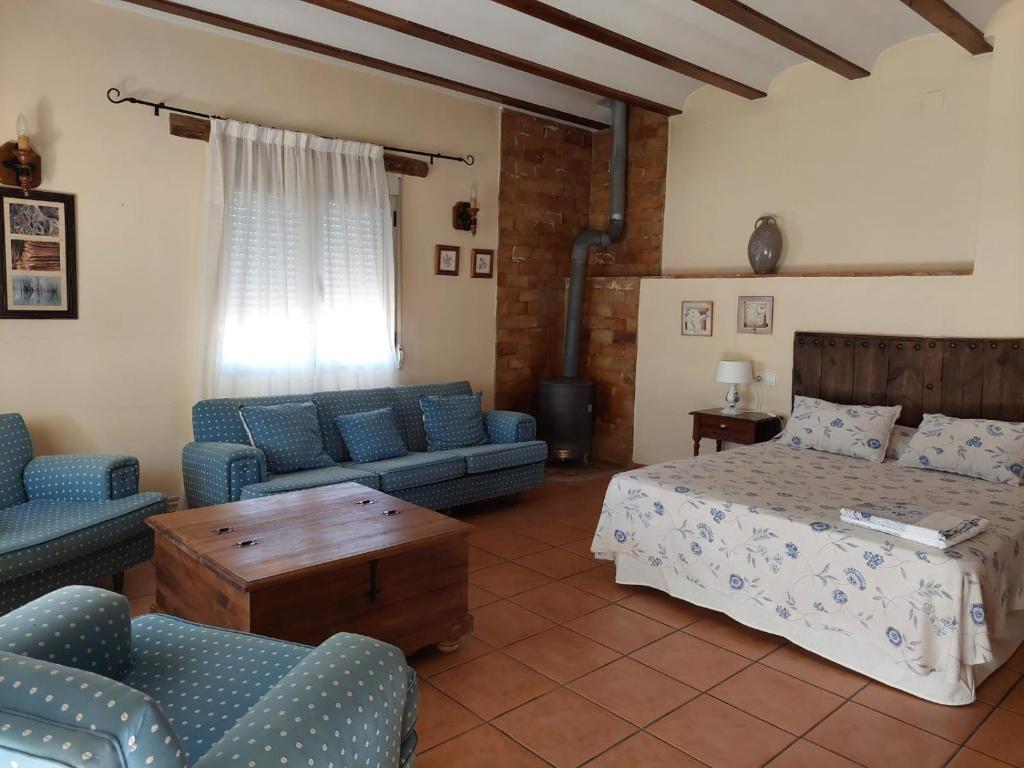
[1,188,77,319]
[681,301,713,336]
[737,295,773,334]
[435,245,460,276]
[471,248,494,278]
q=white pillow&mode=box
[886,424,917,460]
[898,413,1024,484]
[779,396,902,463]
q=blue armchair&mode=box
[0,413,167,612]
[0,586,419,767]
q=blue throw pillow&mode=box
[419,392,489,451]
[239,401,334,474]
[336,407,408,463]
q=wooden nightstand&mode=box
[689,409,782,456]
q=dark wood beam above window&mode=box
[899,0,992,54]
[301,0,680,115]
[490,0,767,99]
[168,114,431,176]
[119,0,609,130]
[688,0,870,80]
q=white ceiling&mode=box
[113,0,1009,127]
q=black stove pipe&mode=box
[562,99,628,377]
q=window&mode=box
[200,120,398,396]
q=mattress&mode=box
[592,442,1024,704]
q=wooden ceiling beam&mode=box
[688,0,870,80]
[118,0,609,130]
[899,0,992,55]
[490,0,766,99]
[301,0,680,115]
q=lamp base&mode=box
[721,383,741,415]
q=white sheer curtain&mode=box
[196,119,398,397]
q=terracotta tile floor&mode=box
[122,467,1024,767]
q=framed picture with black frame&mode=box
[0,188,77,319]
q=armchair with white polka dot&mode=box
[0,587,419,768]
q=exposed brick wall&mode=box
[580,277,641,464]
[588,108,668,278]
[495,107,668,464]
[495,111,591,414]
[581,108,669,464]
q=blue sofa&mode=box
[0,586,418,767]
[0,413,167,613]
[182,381,547,509]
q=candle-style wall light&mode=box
[452,182,479,236]
[0,115,42,196]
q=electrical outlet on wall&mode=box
[754,372,776,386]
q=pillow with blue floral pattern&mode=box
[898,413,1024,484]
[778,395,901,463]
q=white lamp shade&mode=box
[715,360,753,384]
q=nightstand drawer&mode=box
[699,418,753,443]
[689,409,782,456]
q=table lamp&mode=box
[715,360,753,415]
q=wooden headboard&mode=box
[792,332,1024,427]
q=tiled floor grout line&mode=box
[134,474,1020,768]
[423,579,859,765]
[137,547,955,768]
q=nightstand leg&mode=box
[693,440,700,457]
[715,440,723,453]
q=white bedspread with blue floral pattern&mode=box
[593,443,1024,689]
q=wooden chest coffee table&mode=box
[147,483,473,654]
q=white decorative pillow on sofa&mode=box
[898,413,1024,484]
[779,396,902,463]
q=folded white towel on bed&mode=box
[839,502,987,549]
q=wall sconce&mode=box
[452,183,478,236]
[0,115,42,196]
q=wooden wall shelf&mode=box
[649,267,974,279]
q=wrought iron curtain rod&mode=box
[106,88,475,165]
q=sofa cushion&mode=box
[392,381,473,451]
[238,465,379,499]
[0,413,33,510]
[314,387,397,462]
[460,441,549,474]
[428,441,548,474]
[336,407,408,463]
[343,452,465,493]
[123,613,311,765]
[420,392,489,451]
[0,492,166,583]
[193,394,307,445]
[239,401,334,474]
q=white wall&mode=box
[0,0,501,494]
[635,1,1024,464]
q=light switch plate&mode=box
[754,372,777,386]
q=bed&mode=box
[594,332,1024,705]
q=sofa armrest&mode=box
[195,633,416,768]
[0,651,187,768]
[485,410,537,443]
[23,453,139,502]
[182,441,267,507]
[0,585,133,679]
